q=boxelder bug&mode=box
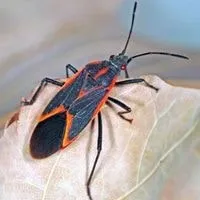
[21,1,188,199]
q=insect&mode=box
[21,2,188,199]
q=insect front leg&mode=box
[116,78,159,92]
[65,64,78,78]
[22,77,64,106]
[87,112,102,200]
[124,68,130,79]
[108,96,133,122]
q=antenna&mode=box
[127,51,189,63]
[120,1,137,55]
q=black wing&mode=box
[42,70,86,115]
[66,87,108,141]
[30,112,66,158]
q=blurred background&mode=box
[0,0,200,127]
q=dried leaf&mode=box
[0,75,200,200]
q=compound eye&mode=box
[109,55,114,60]
[121,65,127,70]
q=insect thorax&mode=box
[85,60,119,87]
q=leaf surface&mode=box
[0,75,200,200]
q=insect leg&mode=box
[22,77,64,105]
[116,78,159,92]
[124,69,129,79]
[65,64,78,78]
[108,96,133,122]
[87,112,102,200]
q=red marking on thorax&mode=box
[94,67,109,80]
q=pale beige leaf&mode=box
[0,75,200,200]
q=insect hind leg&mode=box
[87,112,102,200]
[108,96,133,122]
[116,78,159,92]
[65,64,78,78]
[22,77,64,106]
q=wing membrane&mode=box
[30,112,66,158]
